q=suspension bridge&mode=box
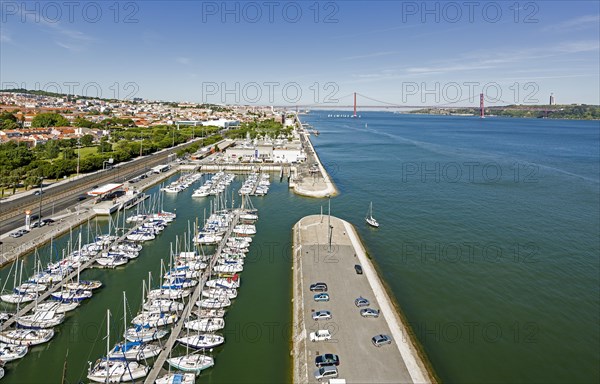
[274,92,561,118]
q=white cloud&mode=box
[176,57,191,65]
[341,51,396,61]
[544,15,600,32]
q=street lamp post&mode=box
[327,194,332,252]
[38,177,43,227]
[76,138,81,179]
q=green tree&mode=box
[80,134,95,146]
[31,112,70,127]
[44,140,61,159]
[98,137,112,153]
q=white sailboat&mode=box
[17,310,65,328]
[196,297,231,309]
[365,201,380,228]
[0,342,28,362]
[155,371,197,384]
[184,317,225,332]
[0,328,54,346]
[87,309,149,383]
[108,293,162,361]
[177,333,224,350]
[33,300,80,313]
[167,352,214,373]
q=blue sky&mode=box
[1,1,599,106]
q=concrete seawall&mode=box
[293,118,338,198]
[292,215,435,383]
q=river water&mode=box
[1,112,598,383]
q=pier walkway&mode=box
[0,218,148,332]
[144,210,240,383]
[292,121,337,198]
[292,215,433,383]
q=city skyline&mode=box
[1,1,599,106]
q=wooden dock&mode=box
[0,221,148,332]
[144,210,240,383]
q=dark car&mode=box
[310,283,328,292]
[372,334,392,347]
[42,218,55,225]
[354,264,363,274]
[77,195,88,201]
[315,353,340,367]
[33,190,44,195]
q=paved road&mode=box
[0,139,203,234]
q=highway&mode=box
[0,139,200,235]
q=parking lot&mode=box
[293,215,414,383]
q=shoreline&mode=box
[292,214,436,383]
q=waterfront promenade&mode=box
[292,215,433,383]
[292,125,338,198]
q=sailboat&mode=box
[0,328,54,346]
[107,292,162,361]
[167,351,214,373]
[87,309,149,383]
[155,371,196,384]
[17,309,65,328]
[0,342,28,362]
[365,202,380,228]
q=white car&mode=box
[309,329,332,342]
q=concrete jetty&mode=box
[292,121,338,198]
[292,215,434,383]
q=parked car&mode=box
[360,308,380,318]
[9,231,22,238]
[313,293,330,302]
[31,221,45,228]
[310,283,328,292]
[355,297,370,307]
[77,195,88,201]
[312,310,332,321]
[314,365,338,381]
[371,334,392,347]
[41,218,55,225]
[309,329,332,342]
[33,190,44,195]
[354,264,363,274]
[315,353,340,367]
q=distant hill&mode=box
[1,88,118,102]
[1,88,231,112]
[409,104,600,120]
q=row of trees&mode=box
[0,124,224,196]
[225,119,291,139]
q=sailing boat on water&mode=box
[87,309,149,383]
[365,202,380,228]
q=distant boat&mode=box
[365,202,380,228]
